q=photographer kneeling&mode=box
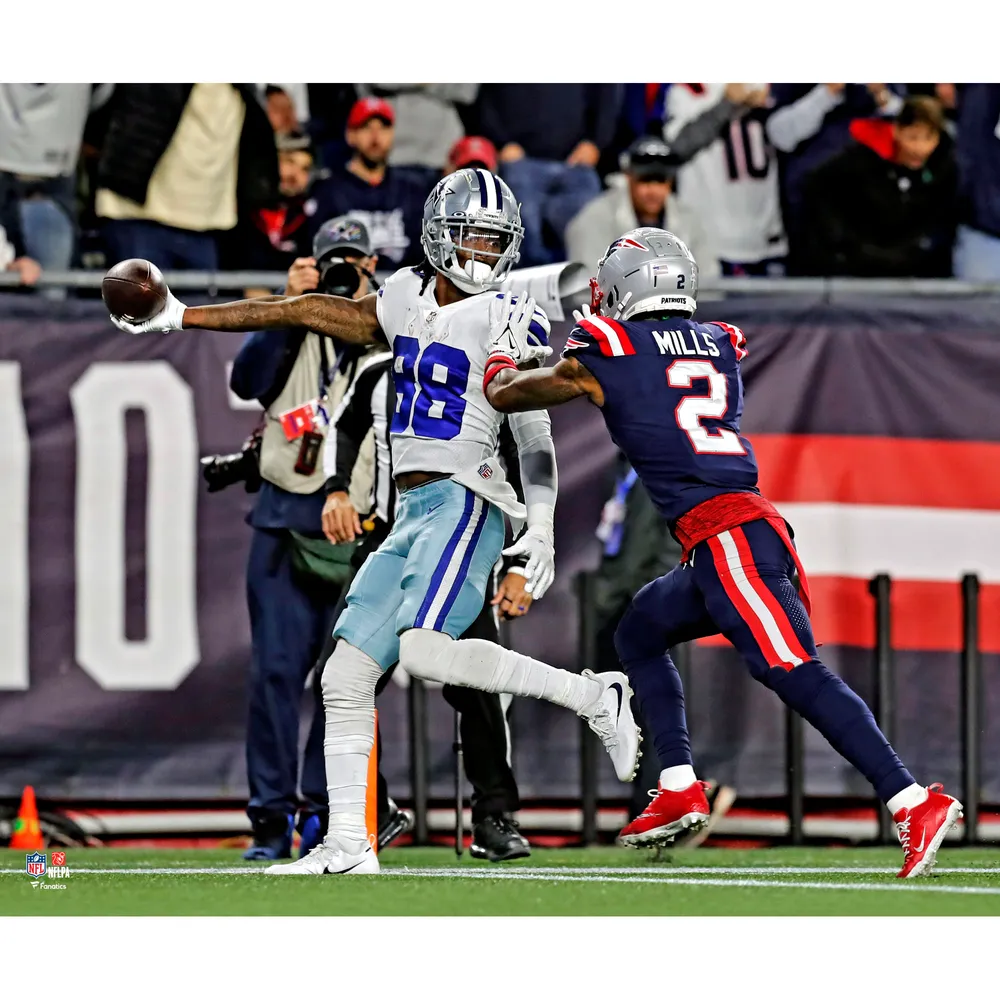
[211,216,380,860]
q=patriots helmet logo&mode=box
[607,236,649,255]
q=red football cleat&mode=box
[619,780,711,848]
[894,783,964,878]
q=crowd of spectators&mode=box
[1,82,999,290]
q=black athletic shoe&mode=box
[470,814,531,862]
[243,813,294,861]
[377,798,415,851]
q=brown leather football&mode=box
[102,259,168,321]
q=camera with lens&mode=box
[312,216,378,300]
[317,256,369,298]
[200,429,263,493]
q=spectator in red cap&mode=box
[308,96,427,267]
[447,136,498,174]
[357,85,479,171]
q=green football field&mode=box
[4,845,1000,916]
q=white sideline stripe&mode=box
[586,316,627,356]
[421,495,484,628]
[773,502,1000,583]
[3,865,998,881]
[717,530,804,666]
[3,867,999,896]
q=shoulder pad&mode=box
[709,321,748,361]
[562,317,637,359]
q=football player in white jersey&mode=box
[108,167,641,875]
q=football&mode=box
[102,258,168,322]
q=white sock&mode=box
[321,642,383,851]
[886,783,928,816]
[660,765,697,791]
[399,629,602,715]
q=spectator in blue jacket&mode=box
[308,97,428,268]
[473,84,623,266]
[953,84,1000,280]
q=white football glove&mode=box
[503,526,555,599]
[488,291,551,366]
[109,289,188,335]
[571,302,594,325]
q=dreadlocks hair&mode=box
[411,257,436,295]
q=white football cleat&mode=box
[265,836,380,876]
[579,669,642,782]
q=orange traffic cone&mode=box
[10,785,44,851]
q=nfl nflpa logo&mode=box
[26,852,46,878]
[478,463,493,480]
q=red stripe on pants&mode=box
[729,526,811,665]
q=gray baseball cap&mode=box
[313,215,374,261]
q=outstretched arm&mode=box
[485,356,604,412]
[111,282,384,346]
[183,293,382,344]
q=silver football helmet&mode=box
[591,227,698,320]
[421,168,523,294]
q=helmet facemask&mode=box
[421,169,523,294]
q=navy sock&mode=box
[766,659,914,803]
[623,653,692,769]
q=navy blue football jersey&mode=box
[563,315,759,522]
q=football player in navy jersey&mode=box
[484,226,961,878]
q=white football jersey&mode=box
[665,83,788,265]
[375,267,524,516]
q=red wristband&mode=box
[483,355,518,393]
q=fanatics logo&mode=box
[478,463,493,480]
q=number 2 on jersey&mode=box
[390,336,470,440]
[667,360,745,455]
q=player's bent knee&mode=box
[398,628,457,685]
[761,657,828,703]
[614,606,662,665]
[321,641,382,708]
[400,628,507,690]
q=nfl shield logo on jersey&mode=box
[478,462,493,480]
[26,852,46,879]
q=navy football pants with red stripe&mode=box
[614,519,915,804]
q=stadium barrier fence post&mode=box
[576,572,599,846]
[870,574,895,845]
[960,573,981,846]
[408,677,430,845]
[785,707,805,845]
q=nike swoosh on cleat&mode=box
[610,682,624,719]
[325,858,368,875]
[914,830,927,853]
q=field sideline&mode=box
[3,846,1000,916]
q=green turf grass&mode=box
[3,846,999,916]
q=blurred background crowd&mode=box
[1,82,998,295]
